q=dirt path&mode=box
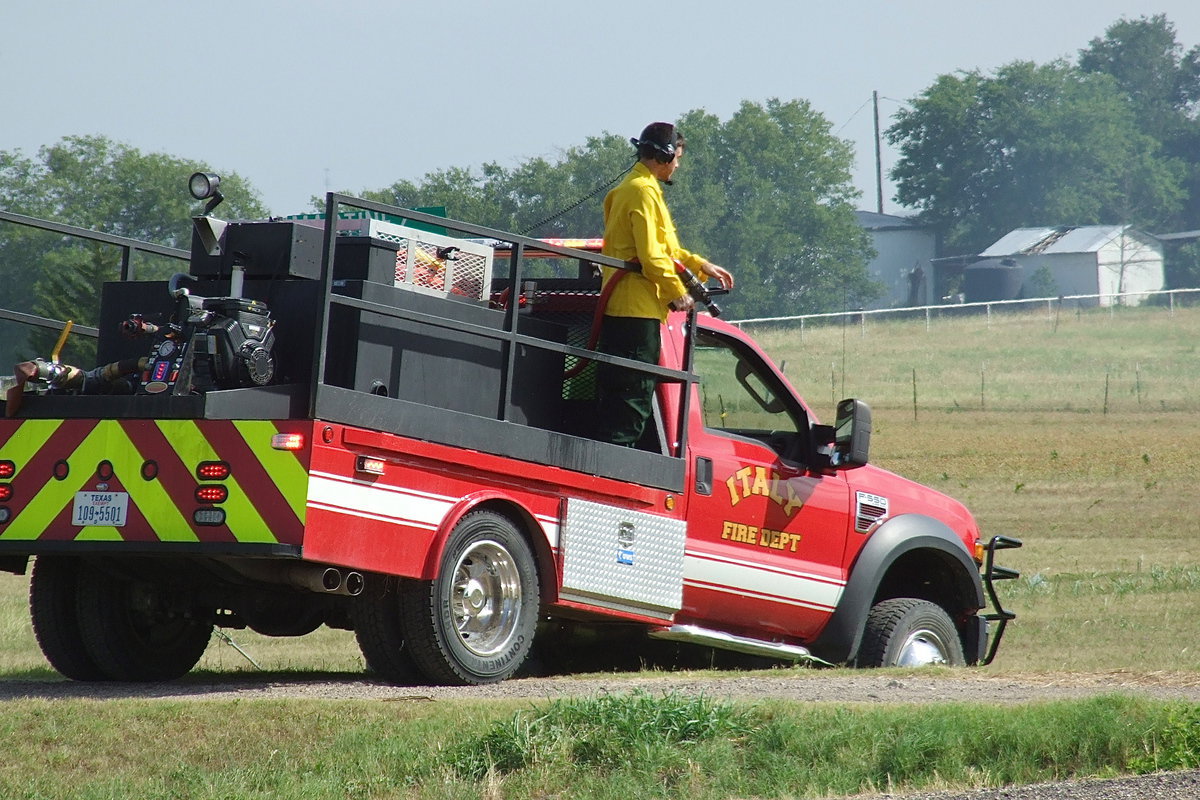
[2,668,1198,704]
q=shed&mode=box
[977,225,1163,306]
[854,211,938,308]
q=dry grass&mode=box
[748,303,1200,673]
[748,301,1200,415]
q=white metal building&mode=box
[855,211,938,308]
[978,225,1164,306]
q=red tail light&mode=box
[195,485,228,504]
[196,461,230,481]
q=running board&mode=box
[648,624,814,661]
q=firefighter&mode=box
[596,122,734,446]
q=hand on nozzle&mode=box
[669,293,696,312]
[701,262,734,290]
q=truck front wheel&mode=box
[75,566,213,681]
[401,511,539,685]
[858,597,965,667]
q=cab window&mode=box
[692,329,807,457]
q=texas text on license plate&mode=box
[71,492,129,527]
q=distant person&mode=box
[907,264,925,306]
[595,122,733,446]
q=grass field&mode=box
[1,303,1198,798]
[745,303,1200,673]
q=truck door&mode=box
[680,326,851,642]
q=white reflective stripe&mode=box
[534,513,559,548]
[309,471,560,547]
[307,501,438,530]
[308,473,452,529]
[683,552,845,612]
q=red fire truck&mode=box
[0,179,1019,684]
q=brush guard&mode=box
[981,534,1022,665]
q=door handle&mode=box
[695,457,713,496]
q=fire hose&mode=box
[562,260,724,380]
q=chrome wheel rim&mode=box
[449,539,522,657]
[896,629,950,666]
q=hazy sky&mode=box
[3,2,1199,219]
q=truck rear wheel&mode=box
[75,566,213,681]
[29,557,106,681]
[353,582,422,684]
[401,510,539,685]
[858,597,965,667]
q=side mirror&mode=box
[833,398,872,467]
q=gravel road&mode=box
[2,669,1197,799]
[2,667,1198,704]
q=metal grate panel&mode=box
[560,497,686,619]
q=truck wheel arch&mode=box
[425,493,558,602]
[808,514,985,665]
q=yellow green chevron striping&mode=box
[154,420,277,543]
[232,420,308,524]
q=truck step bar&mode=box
[648,623,816,662]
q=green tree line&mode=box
[357,100,878,319]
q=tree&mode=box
[0,134,266,247]
[358,134,633,238]
[887,60,1187,254]
[1079,14,1200,284]
[1078,14,1200,146]
[358,101,878,318]
[0,135,267,363]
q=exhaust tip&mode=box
[344,571,365,596]
[320,567,342,593]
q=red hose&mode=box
[564,270,629,379]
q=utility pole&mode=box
[873,90,883,214]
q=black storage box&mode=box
[326,281,566,429]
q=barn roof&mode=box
[980,225,1151,257]
[854,210,928,231]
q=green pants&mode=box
[595,316,660,446]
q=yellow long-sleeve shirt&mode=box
[601,162,707,322]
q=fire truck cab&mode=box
[0,187,1020,684]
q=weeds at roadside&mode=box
[448,693,1193,799]
[452,690,753,779]
[1132,705,1200,773]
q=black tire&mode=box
[75,566,213,681]
[28,557,107,681]
[857,597,966,667]
[400,510,540,685]
[352,582,423,684]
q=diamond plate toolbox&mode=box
[559,498,686,620]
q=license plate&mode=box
[71,492,129,527]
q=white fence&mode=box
[730,288,1200,334]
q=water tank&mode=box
[964,259,1023,303]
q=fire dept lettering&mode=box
[721,519,801,552]
[724,466,803,517]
